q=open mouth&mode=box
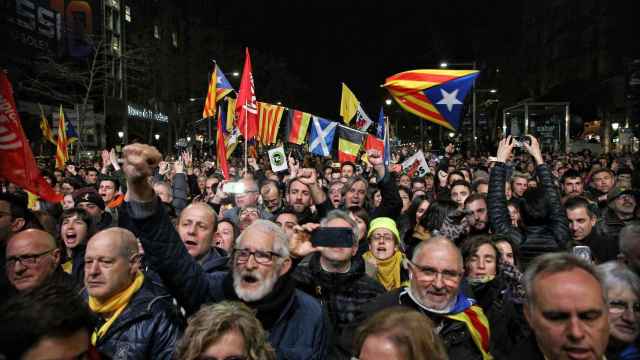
[376,247,387,253]
[563,347,591,359]
[184,240,198,247]
[242,274,259,284]
[65,233,77,244]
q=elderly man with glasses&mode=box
[211,178,274,225]
[346,236,492,360]
[5,229,76,296]
[119,143,328,360]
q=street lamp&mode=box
[186,136,191,142]
[117,131,124,139]
[385,98,393,106]
[154,133,160,141]
[612,122,620,131]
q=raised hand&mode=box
[298,168,317,185]
[158,161,170,176]
[288,154,299,178]
[289,223,320,258]
[496,136,516,163]
[122,143,162,184]
[174,158,185,174]
[367,149,385,178]
[522,135,544,165]
[101,149,110,168]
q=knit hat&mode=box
[73,188,105,210]
[367,217,400,243]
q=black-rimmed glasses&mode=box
[234,248,281,265]
[6,248,56,267]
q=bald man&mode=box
[84,227,182,359]
[5,229,74,295]
[177,203,228,273]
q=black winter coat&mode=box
[87,278,184,360]
[124,198,329,360]
[293,253,385,359]
[345,288,485,360]
[488,163,570,266]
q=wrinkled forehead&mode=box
[414,242,462,270]
[239,228,275,250]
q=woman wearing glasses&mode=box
[363,217,408,291]
[598,261,640,359]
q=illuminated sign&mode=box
[127,104,168,123]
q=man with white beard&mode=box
[119,143,328,360]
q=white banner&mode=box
[401,150,429,178]
[268,146,288,172]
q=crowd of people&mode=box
[1,135,640,360]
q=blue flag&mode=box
[66,116,79,143]
[308,116,337,157]
[376,106,385,139]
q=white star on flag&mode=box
[436,88,463,112]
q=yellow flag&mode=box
[39,104,56,145]
[340,83,359,125]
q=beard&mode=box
[233,267,279,302]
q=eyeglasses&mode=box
[234,248,281,265]
[7,248,56,267]
[371,234,395,242]
[197,356,246,360]
[239,209,259,217]
[408,261,461,283]
[609,300,640,315]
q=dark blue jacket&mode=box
[124,198,329,360]
[84,278,183,360]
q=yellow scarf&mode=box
[363,250,404,290]
[62,259,73,274]
[89,272,144,345]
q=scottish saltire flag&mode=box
[383,69,479,130]
[308,116,337,157]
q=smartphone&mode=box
[512,136,531,148]
[311,228,354,248]
[572,245,592,263]
[222,182,245,194]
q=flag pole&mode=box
[244,103,248,174]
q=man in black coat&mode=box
[176,202,228,273]
[346,236,493,360]
[84,227,183,359]
[488,136,570,267]
[292,209,386,359]
[565,196,618,263]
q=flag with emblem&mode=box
[308,116,337,157]
[0,72,63,202]
[55,105,69,170]
[353,103,373,131]
[286,109,312,144]
[383,69,479,130]
[65,114,79,144]
[216,104,230,179]
[257,102,285,145]
[337,125,366,163]
[268,146,288,172]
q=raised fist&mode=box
[122,143,162,183]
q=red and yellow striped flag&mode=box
[55,105,69,170]
[446,306,493,360]
[202,67,217,118]
[257,102,285,145]
[39,104,55,145]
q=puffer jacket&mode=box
[345,287,489,360]
[293,253,385,359]
[86,278,184,360]
[124,198,329,360]
[201,247,229,273]
[488,163,569,266]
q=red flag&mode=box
[0,72,63,202]
[235,48,258,139]
[364,134,384,154]
[216,106,230,180]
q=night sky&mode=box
[209,1,522,119]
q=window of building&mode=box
[125,6,131,22]
[172,32,178,47]
[111,37,120,54]
[154,25,160,39]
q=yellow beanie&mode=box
[367,217,400,242]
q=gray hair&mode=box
[597,261,640,300]
[235,220,289,261]
[411,235,462,271]
[320,210,359,245]
[619,224,640,256]
[524,253,605,307]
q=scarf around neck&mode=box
[363,250,404,290]
[222,272,296,330]
[88,272,144,345]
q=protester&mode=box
[74,187,114,230]
[598,261,640,359]
[175,301,277,360]
[511,252,609,359]
[84,227,183,358]
[619,224,640,275]
[60,207,96,285]
[214,218,239,253]
[120,143,328,359]
[177,202,228,273]
[0,283,97,360]
[363,217,407,290]
[353,306,448,360]
[566,196,618,263]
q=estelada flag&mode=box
[337,125,366,163]
[286,109,311,145]
[216,104,230,180]
[39,104,56,145]
[55,105,69,170]
[235,48,258,139]
[383,69,479,130]
[0,72,63,202]
[202,67,218,118]
[257,102,285,145]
